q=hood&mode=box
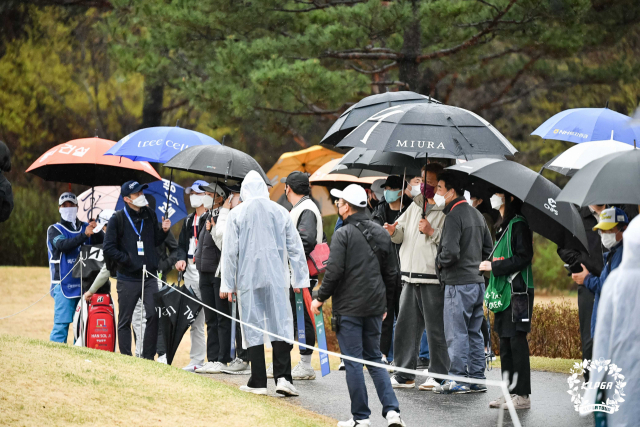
[0,141,10,172]
[621,216,640,267]
[240,170,269,201]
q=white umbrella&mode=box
[544,134,634,176]
[77,186,120,222]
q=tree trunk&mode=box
[141,79,164,128]
[398,0,421,92]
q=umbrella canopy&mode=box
[105,127,220,163]
[26,138,161,186]
[332,148,424,177]
[557,149,640,206]
[310,158,386,189]
[320,91,440,146]
[543,138,635,176]
[77,186,121,223]
[531,108,640,145]
[163,144,270,185]
[336,102,517,159]
[448,159,588,253]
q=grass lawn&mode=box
[0,334,335,427]
[488,356,579,375]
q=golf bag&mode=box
[73,294,116,352]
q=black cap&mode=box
[121,180,148,198]
[280,171,310,194]
[225,184,241,193]
[382,175,404,190]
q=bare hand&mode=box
[383,221,398,236]
[383,311,387,321]
[228,292,234,302]
[223,195,232,209]
[175,260,186,272]
[479,261,492,272]
[418,218,434,236]
[293,288,301,294]
[83,291,93,302]
[162,216,171,232]
[310,299,323,316]
[219,291,228,300]
[572,263,589,285]
[85,224,95,237]
[206,217,214,231]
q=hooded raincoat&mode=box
[584,216,640,425]
[220,170,309,347]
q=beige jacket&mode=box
[391,196,445,285]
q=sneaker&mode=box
[433,380,470,394]
[381,355,389,365]
[266,363,274,379]
[390,375,415,389]
[510,395,531,410]
[239,385,267,395]
[291,362,316,380]
[418,377,439,391]
[275,378,299,397]
[337,419,371,427]
[416,357,430,370]
[196,361,227,374]
[386,410,406,427]
[157,354,167,364]
[338,360,346,371]
[489,394,514,408]
[182,363,203,373]
[469,384,488,393]
[222,358,251,375]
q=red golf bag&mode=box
[85,294,116,352]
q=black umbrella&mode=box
[320,91,441,146]
[447,158,589,253]
[154,277,202,365]
[164,144,270,185]
[331,148,424,177]
[557,149,640,206]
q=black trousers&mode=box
[116,277,158,360]
[200,273,223,362]
[380,283,402,356]
[578,286,595,382]
[500,332,531,396]
[289,285,316,356]
[247,341,293,388]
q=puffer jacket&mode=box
[195,209,221,273]
[390,195,445,285]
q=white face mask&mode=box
[202,195,214,209]
[600,232,618,249]
[490,194,504,210]
[410,184,421,198]
[433,193,446,207]
[132,194,148,208]
[59,207,78,223]
[190,194,204,208]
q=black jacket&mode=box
[156,231,178,278]
[436,197,493,286]
[0,141,12,223]
[492,216,534,292]
[177,211,208,263]
[103,205,168,279]
[195,210,221,273]
[557,206,604,278]
[317,211,398,317]
[371,198,407,286]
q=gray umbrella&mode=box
[164,144,270,185]
[556,149,640,206]
[320,91,441,146]
[331,148,424,177]
[448,158,588,253]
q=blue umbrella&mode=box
[116,179,188,224]
[105,126,220,163]
[531,108,640,145]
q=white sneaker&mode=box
[390,375,415,389]
[275,378,299,397]
[386,410,406,427]
[489,394,515,408]
[221,358,251,375]
[338,360,346,371]
[418,377,439,391]
[182,363,203,373]
[240,385,267,395]
[196,361,226,374]
[291,362,316,380]
[337,418,371,427]
[157,354,167,364]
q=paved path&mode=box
[205,368,593,427]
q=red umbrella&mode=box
[26,137,161,186]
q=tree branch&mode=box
[159,99,189,113]
[271,0,367,13]
[476,0,500,13]
[322,50,399,60]
[255,104,350,116]
[477,55,539,110]
[349,61,397,74]
[370,80,410,88]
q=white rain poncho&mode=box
[583,216,640,425]
[220,170,309,347]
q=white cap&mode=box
[96,209,116,232]
[330,184,367,208]
[58,192,77,206]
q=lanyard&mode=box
[124,207,144,241]
[193,213,199,247]
[450,200,467,211]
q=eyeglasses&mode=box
[334,200,344,208]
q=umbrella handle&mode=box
[177,271,183,287]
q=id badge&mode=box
[137,240,144,256]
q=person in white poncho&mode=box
[220,170,310,397]
[583,216,640,426]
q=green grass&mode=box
[489,356,580,374]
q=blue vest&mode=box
[47,222,89,298]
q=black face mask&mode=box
[369,199,379,209]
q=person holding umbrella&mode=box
[47,192,100,343]
[480,192,534,409]
[102,181,171,359]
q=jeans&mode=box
[116,277,158,360]
[247,341,293,388]
[443,283,486,384]
[337,315,400,421]
[50,286,79,343]
[419,330,429,359]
